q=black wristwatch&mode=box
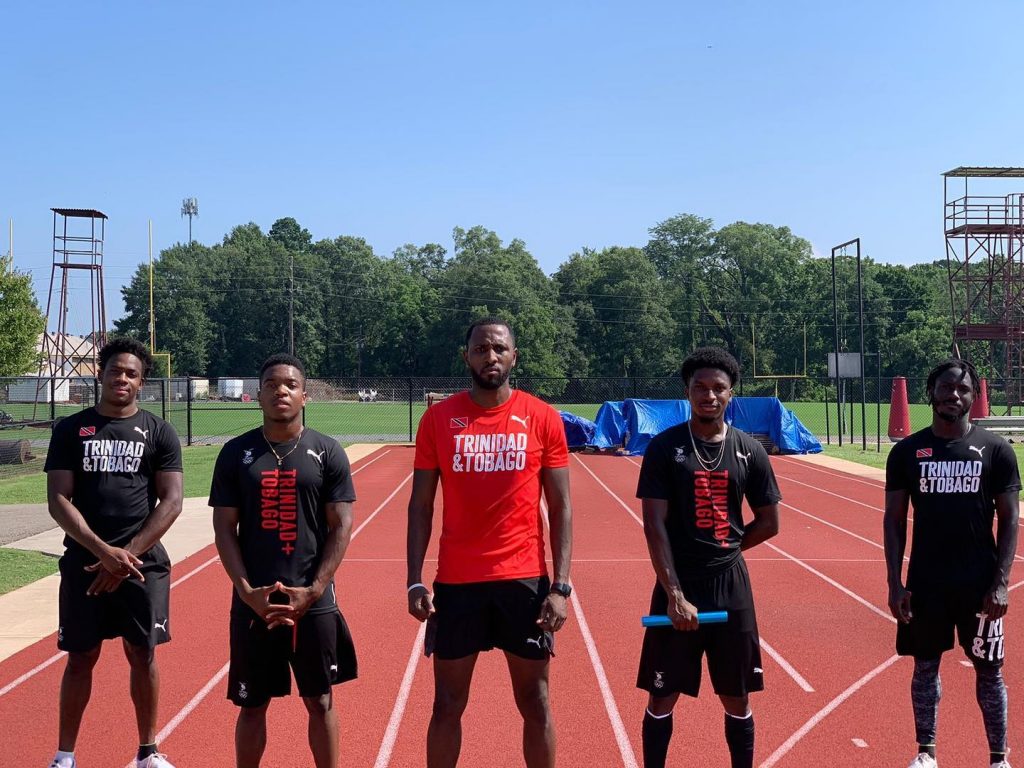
[549,582,572,598]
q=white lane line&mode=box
[759,637,813,693]
[0,554,222,698]
[781,503,884,552]
[758,655,903,768]
[773,456,885,489]
[573,455,643,525]
[572,588,639,767]
[121,662,232,768]
[373,622,427,768]
[540,498,639,766]
[765,542,895,624]
[353,448,391,473]
[351,473,413,539]
[851,737,869,748]
[774,473,882,511]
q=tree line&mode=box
[111,214,958,384]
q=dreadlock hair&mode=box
[680,346,740,387]
[464,316,516,347]
[99,337,153,379]
[259,353,306,384]
[925,358,981,401]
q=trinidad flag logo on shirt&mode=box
[916,448,933,458]
[79,426,96,437]
[450,417,468,429]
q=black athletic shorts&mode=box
[637,557,763,698]
[57,545,171,653]
[896,584,1005,667]
[425,576,553,661]
[228,608,357,707]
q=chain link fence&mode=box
[1,373,1010,480]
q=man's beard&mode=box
[932,401,968,423]
[471,367,511,390]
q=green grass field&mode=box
[0,549,59,595]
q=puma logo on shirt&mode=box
[969,445,985,458]
[134,426,149,439]
[154,618,168,632]
[307,449,326,465]
[510,415,530,429]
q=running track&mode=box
[0,448,1020,766]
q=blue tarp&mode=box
[585,397,821,455]
[559,410,598,449]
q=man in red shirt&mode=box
[407,317,573,768]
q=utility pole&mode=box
[288,250,294,355]
[149,220,155,351]
[180,197,199,244]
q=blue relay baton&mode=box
[642,611,729,627]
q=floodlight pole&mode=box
[288,251,294,355]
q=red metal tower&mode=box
[944,167,1024,409]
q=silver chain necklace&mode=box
[263,427,304,467]
[687,421,728,472]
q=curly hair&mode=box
[99,337,153,379]
[925,357,981,399]
[680,346,740,386]
[259,353,306,383]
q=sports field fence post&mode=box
[186,376,193,447]
[408,377,413,442]
[50,376,56,425]
[876,352,881,452]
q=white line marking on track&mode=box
[759,637,814,692]
[0,555,223,698]
[758,655,902,768]
[774,473,882,511]
[572,588,639,768]
[539,498,638,766]
[851,738,868,747]
[351,473,413,539]
[373,622,426,768]
[765,542,895,623]
[774,456,885,489]
[573,455,643,525]
[353,448,391,473]
[121,662,231,768]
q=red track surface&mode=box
[1,448,1020,766]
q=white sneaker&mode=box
[990,761,1011,768]
[49,758,75,768]
[908,755,937,768]
[136,755,175,768]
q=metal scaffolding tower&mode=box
[944,167,1024,410]
[38,208,109,381]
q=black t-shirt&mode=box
[209,427,357,617]
[636,423,781,578]
[44,407,183,560]
[886,425,1020,590]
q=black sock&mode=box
[642,709,673,768]
[137,744,157,761]
[918,744,936,758]
[991,752,1007,765]
[724,712,754,768]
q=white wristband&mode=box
[407,582,427,593]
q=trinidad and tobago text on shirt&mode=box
[260,467,298,556]
[917,459,982,494]
[80,438,146,473]
[451,431,528,473]
[694,469,730,546]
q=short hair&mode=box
[680,346,740,387]
[464,316,515,347]
[926,357,981,396]
[259,353,306,383]
[99,337,152,379]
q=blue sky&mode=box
[4,1,1024,330]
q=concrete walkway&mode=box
[0,444,383,662]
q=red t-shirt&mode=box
[414,389,569,584]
